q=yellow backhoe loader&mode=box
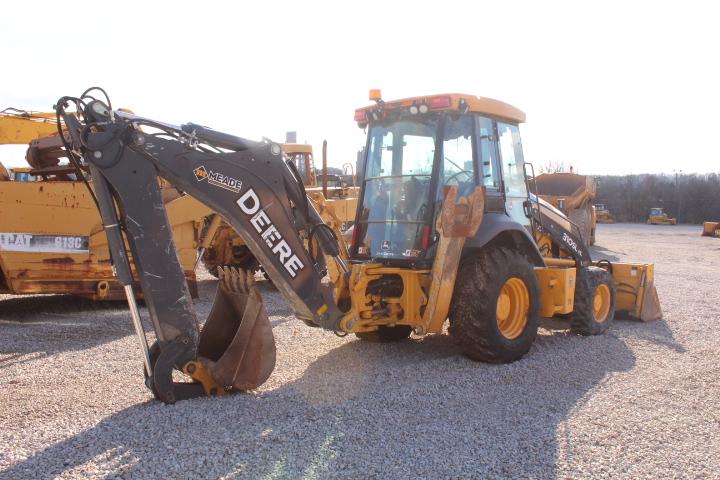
[647,207,677,225]
[0,107,213,299]
[55,88,662,403]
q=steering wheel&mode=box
[444,169,473,185]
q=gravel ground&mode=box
[1,223,719,479]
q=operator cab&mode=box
[351,92,528,266]
[11,167,38,182]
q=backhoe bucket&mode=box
[197,267,276,390]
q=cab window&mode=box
[497,122,526,196]
[478,116,499,190]
[439,115,475,198]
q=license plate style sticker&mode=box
[0,233,89,253]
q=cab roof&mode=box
[354,93,526,127]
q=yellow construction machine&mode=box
[55,88,662,403]
[534,171,597,245]
[647,207,677,225]
[595,203,614,223]
[0,107,213,299]
[702,221,720,237]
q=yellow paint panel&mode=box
[610,262,657,318]
[535,267,576,317]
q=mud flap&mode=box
[197,267,276,390]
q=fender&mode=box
[463,212,545,266]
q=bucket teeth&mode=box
[197,267,276,391]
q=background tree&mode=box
[593,173,720,224]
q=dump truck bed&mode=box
[534,172,597,245]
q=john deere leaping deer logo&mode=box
[193,165,242,193]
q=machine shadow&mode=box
[2,329,637,479]
[589,244,623,262]
[0,295,131,367]
[0,278,220,367]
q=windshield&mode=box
[13,171,37,182]
[356,118,437,260]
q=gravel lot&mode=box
[1,223,719,479]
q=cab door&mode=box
[496,121,530,227]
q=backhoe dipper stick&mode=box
[88,164,154,375]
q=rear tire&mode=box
[355,325,412,343]
[449,247,540,363]
[570,266,616,335]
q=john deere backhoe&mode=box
[56,89,662,404]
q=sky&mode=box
[1,0,718,175]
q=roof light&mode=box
[428,96,452,109]
[369,89,382,101]
[354,110,367,122]
[458,98,469,114]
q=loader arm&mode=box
[58,94,345,403]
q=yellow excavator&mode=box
[55,88,662,403]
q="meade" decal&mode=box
[193,166,242,193]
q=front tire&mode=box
[570,266,616,335]
[449,247,540,363]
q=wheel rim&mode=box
[593,284,611,323]
[496,277,530,340]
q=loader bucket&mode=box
[639,281,663,321]
[610,262,663,321]
[197,267,276,390]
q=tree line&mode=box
[594,173,720,224]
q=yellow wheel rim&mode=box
[496,277,530,340]
[593,284,611,323]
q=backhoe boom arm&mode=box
[59,96,343,402]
